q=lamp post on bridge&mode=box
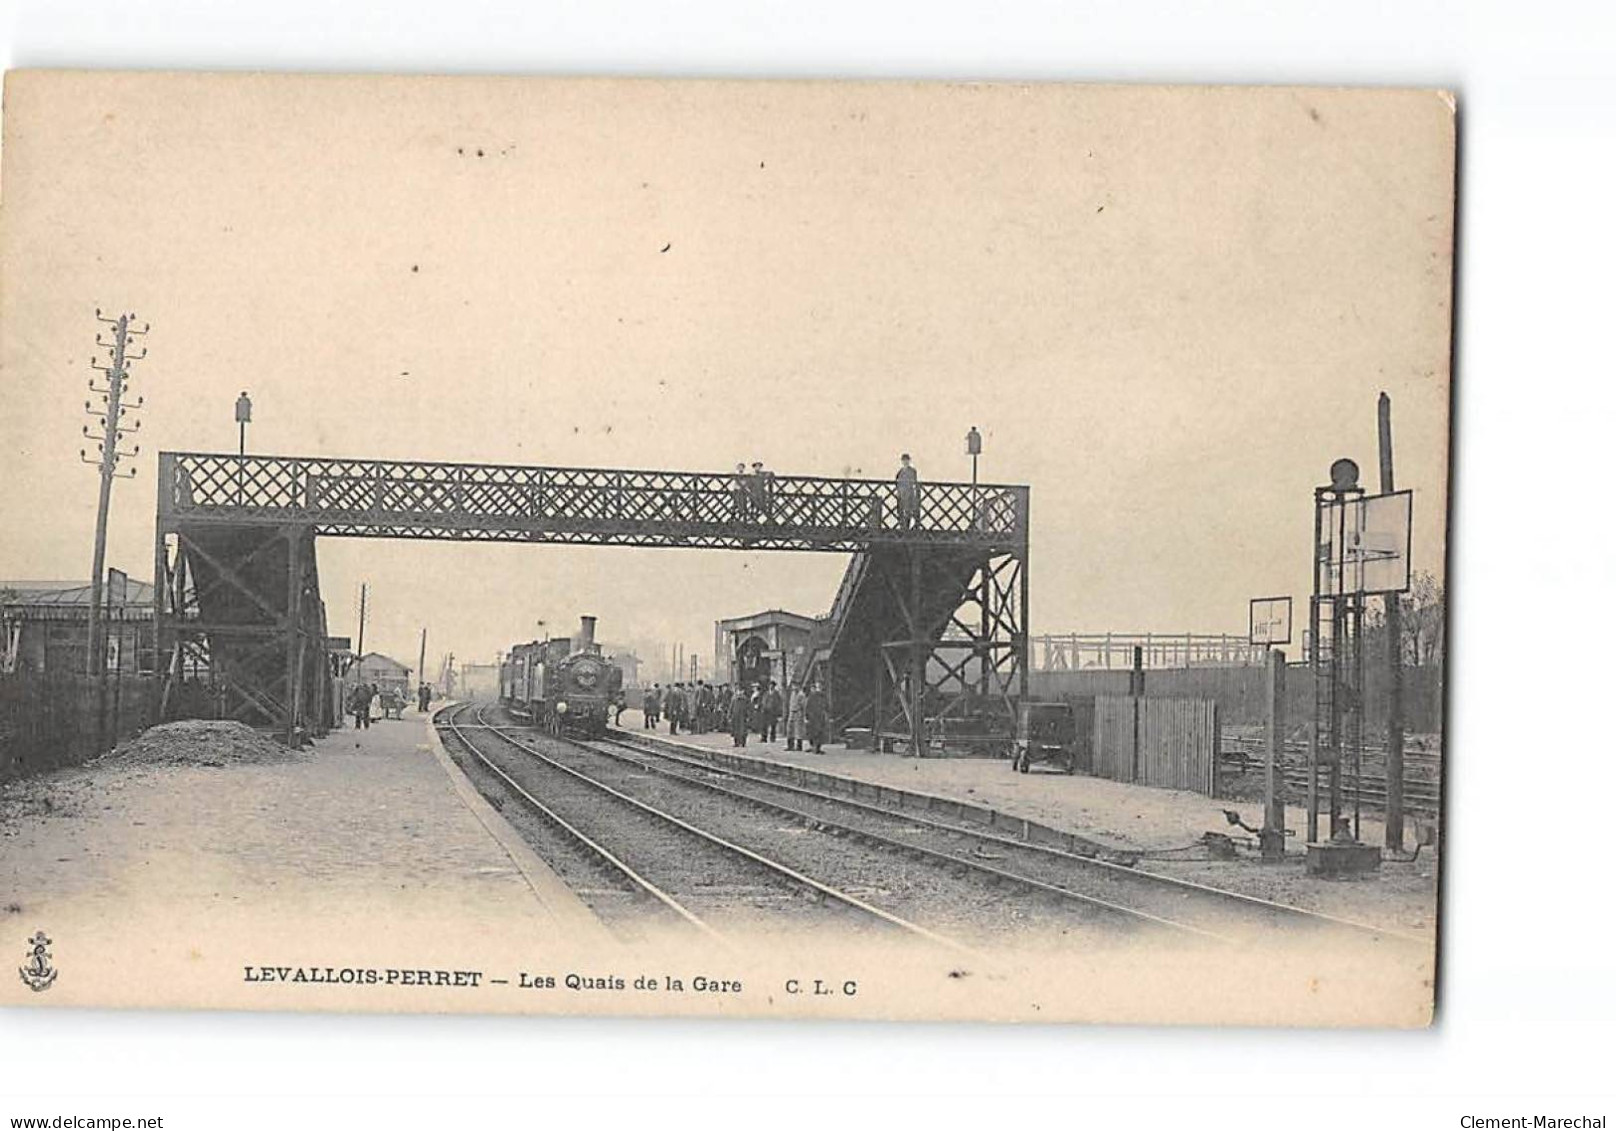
[966,425,988,698]
[234,391,252,507]
[235,391,252,456]
[966,425,981,500]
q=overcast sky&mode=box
[0,74,1453,676]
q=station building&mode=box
[345,652,413,700]
[1,577,156,676]
[713,609,819,690]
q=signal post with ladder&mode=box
[1306,457,1412,875]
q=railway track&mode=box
[1223,734,1444,766]
[491,708,1204,948]
[442,703,1421,952]
[436,703,970,951]
[1239,766,1441,816]
[436,704,716,942]
[1220,738,1443,815]
[593,726,1421,951]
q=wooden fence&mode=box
[1032,662,1443,734]
[0,671,161,780]
[1092,694,1219,795]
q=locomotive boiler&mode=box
[500,615,623,737]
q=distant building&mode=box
[599,646,642,688]
[459,662,501,700]
[1,578,156,675]
[714,610,818,690]
[345,652,413,699]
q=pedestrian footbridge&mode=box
[153,452,1031,750]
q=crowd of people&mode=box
[639,678,831,753]
[344,681,434,729]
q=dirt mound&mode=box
[103,719,308,768]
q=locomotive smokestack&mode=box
[577,615,597,652]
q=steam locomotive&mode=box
[499,615,623,737]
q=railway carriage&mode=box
[500,615,623,737]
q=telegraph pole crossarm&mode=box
[81,310,148,675]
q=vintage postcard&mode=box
[0,72,1453,1025]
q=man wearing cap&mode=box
[749,461,776,521]
[895,453,920,529]
[731,462,751,523]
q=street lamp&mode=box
[966,425,987,699]
[966,425,983,528]
[235,391,253,456]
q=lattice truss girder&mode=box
[159,452,1028,552]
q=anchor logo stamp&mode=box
[18,930,58,993]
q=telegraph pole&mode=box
[355,583,368,660]
[81,311,147,675]
[417,627,428,701]
[1379,393,1406,851]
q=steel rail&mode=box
[1272,768,1440,813]
[1220,742,1442,814]
[556,730,1229,943]
[602,728,1426,948]
[435,703,722,942]
[476,709,977,956]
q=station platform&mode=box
[618,709,1439,935]
[0,704,605,1010]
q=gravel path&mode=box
[1,715,579,1009]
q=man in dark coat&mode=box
[666,683,685,735]
[643,684,660,729]
[349,682,374,730]
[805,684,830,754]
[762,681,783,743]
[732,463,752,523]
[748,462,768,517]
[695,680,715,733]
[895,453,920,529]
[729,683,751,747]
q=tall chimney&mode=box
[577,615,597,652]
